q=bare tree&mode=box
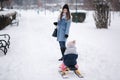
[0,0,9,11]
[0,0,4,10]
[111,0,120,11]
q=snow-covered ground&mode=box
[0,10,120,80]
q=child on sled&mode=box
[59,40,83,78]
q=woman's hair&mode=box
[60,4,71,20]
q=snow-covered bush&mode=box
[93,0,111,29]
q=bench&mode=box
[0,34,10,55]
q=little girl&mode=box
[59,40,83,77]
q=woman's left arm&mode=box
[65,19,71,35]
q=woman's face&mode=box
[63,8,68,13]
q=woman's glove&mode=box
[53,22,58,26]
[65,34,68,38]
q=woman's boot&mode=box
[59,47,66,61]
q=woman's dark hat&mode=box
[62,4,69,9]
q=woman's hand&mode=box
[53,22,58,26]
[65,34,68,38]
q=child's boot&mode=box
[74,69,84,78]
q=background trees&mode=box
[1,0,119,12]
[1,0,119,29]
[0,0,6,11]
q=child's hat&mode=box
[67,40,76,47]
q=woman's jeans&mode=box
[59,41,66,48]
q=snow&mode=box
[0,9,120,80]
[0,10,16,16]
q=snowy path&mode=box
[0,10,120,80]
[0,10,61,80]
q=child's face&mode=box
[63,8,68,13]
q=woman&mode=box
[56,4,71,61]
